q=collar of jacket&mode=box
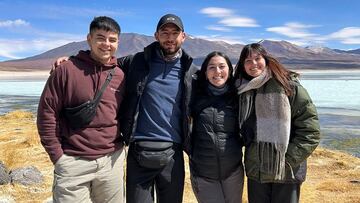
[143,42,193,70]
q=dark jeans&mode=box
[247,178,301,203]
[126,142,185,203]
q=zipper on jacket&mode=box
[212,106,222,180]
[182,60,194,152]
[162,61,167,79]
[136,81,145,95]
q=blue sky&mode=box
[0,0,359,61]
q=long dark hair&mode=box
[197,51,234,90]
[234,43,298,96]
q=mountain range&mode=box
[0,33,360,71]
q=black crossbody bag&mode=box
[132,141,175,169]
[63,68,115,129]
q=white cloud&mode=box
[201,7,259,31]
[200,8,360,48]
[0,49,20,59]
[285,22,319,29]
[267,22,317,38]
[0,33,84,60]
[219,17,259,27]
[326,27,360,44]
[266,23,360,46]
[0,19,30,28]
[339,38,360,44]
[205,25,231,32]
[200,7,233,17]
[328,27,360,38]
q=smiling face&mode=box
[206,55,230,88]
[155,23,186,57]
[87,29,119,64]
[244,52,266,78]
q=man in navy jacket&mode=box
[119,13,197,203]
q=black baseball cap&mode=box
[156,14,184,31]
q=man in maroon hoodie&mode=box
[37,16,125,203]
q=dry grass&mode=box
[0,111,359,202]
[0,111,53,202]
[300,148,360,203]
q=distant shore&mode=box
[1,68,360,80]
[0,70,50,80]
[293,68,360,74]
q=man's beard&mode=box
[160,44,181,56]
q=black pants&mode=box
[247,178,301,203]
[126,143,185,203]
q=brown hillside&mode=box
[0,111,359,202]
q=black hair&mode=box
[197,51,234,90]
[234,43,299,96]
[89,16,121,35]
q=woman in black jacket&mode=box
[189,51,244,203]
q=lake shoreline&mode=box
[1,68,360,80]
[294,68,360,74]
[0,70,50,80]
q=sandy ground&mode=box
[0,71,50,80]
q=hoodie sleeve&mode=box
[37,67,66,164]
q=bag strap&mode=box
[93,67,115,103]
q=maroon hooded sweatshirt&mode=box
[37,50,125,164]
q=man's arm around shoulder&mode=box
[117,55,134,75]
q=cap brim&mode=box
[158,22,183,31]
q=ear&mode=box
[86,33,91,45]
[180,32,186,43]
[154,32,159,41]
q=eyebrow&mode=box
[208,63,227,66]
[248,53,260,58]
[95,33,106,38]
[94,33,118,40]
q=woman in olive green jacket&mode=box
[235,43,320,203]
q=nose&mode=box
[99,38,112,46]
[215,66,222,73]
[166,36,175,42]
[104,39,111,45]
[249,59,257,65]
